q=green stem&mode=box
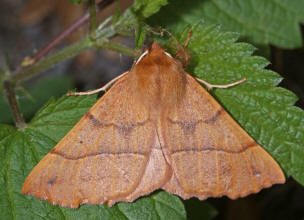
[9,15,138,84]
[11,38,90,83]
[3,80,26,128]
[10,25,116,83]
[116,29,133,36]
[89,0,97,35]
[100,42,139,57]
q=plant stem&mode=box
[3,80,26,128]
[31,13,90,65]
[9,18,138,83]
[89,0,97,35]
[10,37,138,84]
[11,39,90,83]
[10,8,140,84]
[11,24,116,83]
[100,42,139,57]
[16,0,111,70]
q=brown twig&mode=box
[16,0,114,72]
[30,0,105,62]
[3,80,26,128]
[31,13,90,64]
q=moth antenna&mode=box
[135,50,149,64]
[196,77,246,90]
[66,71,128,96]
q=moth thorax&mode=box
[158,67,186,108]
[131,63,186,111]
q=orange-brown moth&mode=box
[22,41,285,208]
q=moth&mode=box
[22,41,285,208]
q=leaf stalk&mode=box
[3,80,26,128]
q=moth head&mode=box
[135,41,174,66]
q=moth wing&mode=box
[22,74,170,208]
[162,74,285,200]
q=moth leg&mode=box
[66,71,129,96]
[195,77,246,90]
[183,29,191,48]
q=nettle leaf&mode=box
[149,0,304,48]
[0,95,188,220]
[172,22,304,183]
[0,124,15,140]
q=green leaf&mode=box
[117,191,186,220]
[118,0,168,28]
[133,0,168,18]
[148,0,304,48]
[0,95,187,219]
[116,0,169,53]
[174,22,304,183]
[0,124,15,141]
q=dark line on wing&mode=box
[50,149,147,160]
[167,118,202,134]
[171,142,258,155]
[204,108,224,124]
[85,112,149,134]
[86,112,101,126]
[167,118,202,126]
[167,108,225,131]
[47,176,57,185]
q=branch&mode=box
[8,0,139,85]
[10,22,116,84]
[11,38,92,83]
[17,0,113,71]
[3,80,26,128]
